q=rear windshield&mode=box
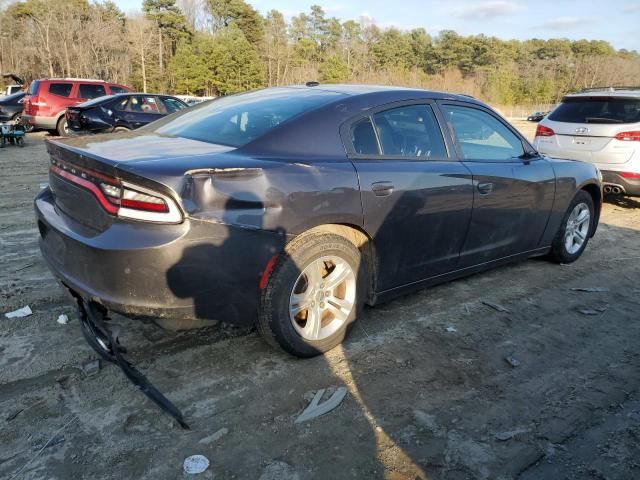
[549,96,640,124]
[149,88,346,147]
[28,80,40,95]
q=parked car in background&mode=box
[0,92,33,131]
[1,73,25,96]
[36,85,602,359]
[535,87,640,196]
[527,111,549,122]
[174,94,215,106]
[66,93,188,135]
[22,78,132,136]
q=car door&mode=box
[437,101,556,267]
[120,95,165,129]
[344,101,474,292]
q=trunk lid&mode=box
[45,133,235,231]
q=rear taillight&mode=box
[30,96,46,107]
[535,125,555,137]
[50,159,182,223]
[619,171,640,180]
[121,187,169,213]
[614,131,640,142]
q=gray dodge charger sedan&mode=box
[36,85,602,358]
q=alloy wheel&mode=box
[564,202,590,254]
[289,256,356,341]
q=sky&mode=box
[113,0,640,51]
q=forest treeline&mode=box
[1,0,639,105]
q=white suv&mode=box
[534,87,640,196]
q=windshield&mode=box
[549,96,640,124]
[148,88,346,147]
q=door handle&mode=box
[371,181,394,197]
[477,182,494,195]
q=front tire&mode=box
[549,190,594,264]
[257,232,367,357]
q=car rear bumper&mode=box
[22,114,58,130]
[35,187,285,326]
[601,171,640,196]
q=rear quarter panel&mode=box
[122,152,364,237]
[539,157,602,246]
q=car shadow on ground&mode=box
[604,194,640,209]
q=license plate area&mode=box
[572,136,592,146]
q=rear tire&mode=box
[12,114,34,133]
[549,190,594,264]
[56,117,68,136]
[257,232,367,357]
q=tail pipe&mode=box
[603,183,625,195]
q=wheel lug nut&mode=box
[320,303,325,308]
[325,291,330,296]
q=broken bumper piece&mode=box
[75,297,189,429]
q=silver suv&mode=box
[534,87,640,196]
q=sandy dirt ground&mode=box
[1,126,640,480]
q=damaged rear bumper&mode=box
[35,187,285,326]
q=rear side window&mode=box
[150,88,345,147]
[443,105,524,161]
[549,96,640,124]
[28,80,41,95]
[48,83,73,97]
[79,84,107,99]
[373,105,446,158]
[351,118,379,155]
[114,97,130,111]
[109,86,129,94]
[127,95,163,113]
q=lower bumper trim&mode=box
[75,294,190,429]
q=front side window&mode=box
[161,97,188,114]
[442,105,524,161]
[372,105,447,158]
[48,83,72,97]
[79,84,107,99]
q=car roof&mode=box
[565,88,640,99]
[286,84,481,103]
